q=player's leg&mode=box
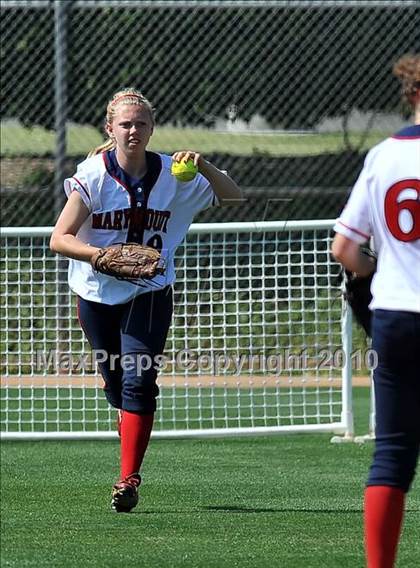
[77,297,124,410]
[112,286,173,512]
[364,310,420,568]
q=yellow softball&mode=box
[171,158,198,182]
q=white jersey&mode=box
[64,151,218,304]
[334,124,420,313]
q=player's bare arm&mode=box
[331,233,376,277]
[172,150,243,206]
[50,191,100,262]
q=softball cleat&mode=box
[111,473,141,513]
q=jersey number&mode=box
[384,179,420,242]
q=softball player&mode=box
[332,55,420,568]
[50,88,242,512]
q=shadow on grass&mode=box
[206,505,418,513]
[203,505,363,514]
[130,505,366,515]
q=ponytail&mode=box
[87,138,115,158]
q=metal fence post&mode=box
[54,0,70,369]
[54,0,68,218]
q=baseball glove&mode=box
[343,270,374,337]
[91,243,165,284]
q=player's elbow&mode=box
[331,234,356,267]
[49,232,62,254]
[219,184,244,207]
[331,234,365,275]
[331,239,346,264]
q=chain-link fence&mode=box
[1,0,419,226]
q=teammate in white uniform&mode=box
[332,55,420,568]
[50,88,242,512]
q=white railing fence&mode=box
[0,220,357,440]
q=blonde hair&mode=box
[88,88,155,157]
[393,54,420,107]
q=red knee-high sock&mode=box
[120,411,154,479]
[364,485,405,568]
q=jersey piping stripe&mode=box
[72,176,90,202]
[392,135,420,140]
[101,152,136,198]
[336,220,370,240]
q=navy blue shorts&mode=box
[367,309,420,492]
[77,286,173,414]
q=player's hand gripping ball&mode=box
[171,158,198,182]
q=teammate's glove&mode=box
[342,249,376,337]
[91,243,165,284]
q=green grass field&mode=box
[0,122,392,157]
[1,388,419,567]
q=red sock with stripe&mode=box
[364,485,405,568]
[120,411,154,479]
